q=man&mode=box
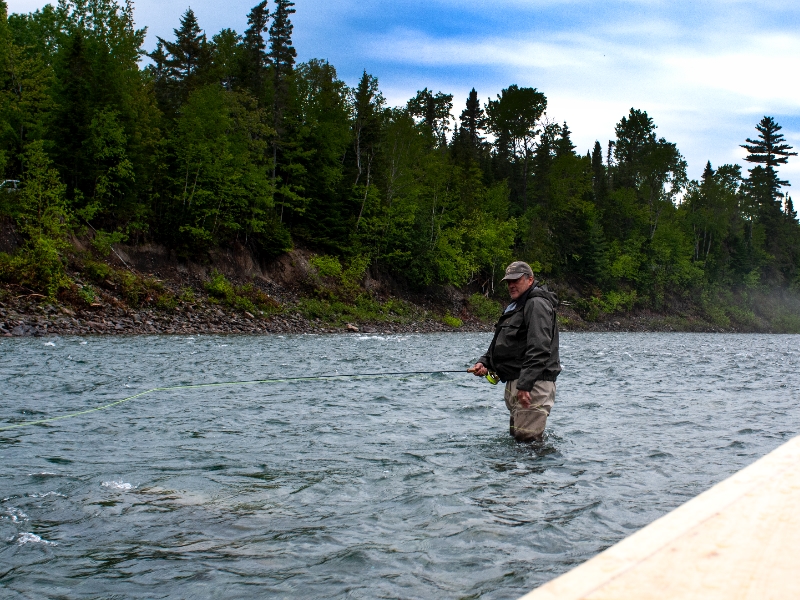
[469,261,561,442]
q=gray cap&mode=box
[501,261,534,281]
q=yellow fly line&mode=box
[0,370,468,432]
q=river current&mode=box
[1,333,799,598]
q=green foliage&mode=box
[442,314,462,328]
[296,294,421,325]
[204,269,279,313]
[575,290,638,321]
[83,259,164,307]
[77,283,97,305]
[310,254,342,278]
[469,293,502,322]
[91,229,127,256]
[205,269,235,302]
[0,142,71,296]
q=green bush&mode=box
[773,313,800,333]
[156,293,178,311]
[77,284,98,305]
[296,294,424,325]
[469,293,501,322]
[443,314,462,328]
[204,270,279,315]
[205,270,236,303]
[91,230,127,257]
[309,255,342,278]
[599,290,637,313]
[0,237,70,297]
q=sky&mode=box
[9,0,800,183]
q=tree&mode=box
[267,0,297,185]
[240,1,269,98]
[210,28,241,91]
[486,85,547,211]
[350,70,384,230]
[741,116,796,205]
[740,117,798,283]
[459,88,486,151]
[407,87,453,147]
[155,8,209,102]
[555,121,575,158]
[613,108,686,239]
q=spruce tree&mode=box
[555,121,575,157]
[591,140,606,204]
[156,8,209,100]
[741,116,796,205]
[459,88,486,150]
[267,0,296,185]
[241,1,269,98]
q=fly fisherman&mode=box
[469,261,561,442]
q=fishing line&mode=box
[0,370,468,432]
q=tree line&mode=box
[1,0,799,305]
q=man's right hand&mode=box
[468,362,488,377]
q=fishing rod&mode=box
[0,368,498,432]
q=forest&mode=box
[1,0,799,326]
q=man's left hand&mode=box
[517,389,532,409]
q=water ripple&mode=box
[0,333,799,598]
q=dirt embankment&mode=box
[0,240,769,338]
[0,243,494,337]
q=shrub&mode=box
[204,271,280,314]
[77,284,98,305]
[91,230,127,257]
[156,293,178,311]
[443,314,462,328]
[309,255,342,279]
[469,293,501,322]
[205,270,235,303]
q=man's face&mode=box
[507,275,534,300]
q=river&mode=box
[2,333,799,598]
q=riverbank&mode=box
[0,285,769,337]
[2,243,798,337]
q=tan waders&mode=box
[504,379,555,442]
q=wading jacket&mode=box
[478,284,561,391]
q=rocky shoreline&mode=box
[0,300,494,338]
[0,298,745,338]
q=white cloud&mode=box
[362,16,800,181]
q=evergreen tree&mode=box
[52,31,92,195]
[156,8,209,102]
[591,140,606,205]
[267,0,297,188]
[241,1,269,98]
[351,70,384,231]
[459,88,486,150]
[555,121,575,157]
[741,116,796,204]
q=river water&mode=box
[1,333,799,599]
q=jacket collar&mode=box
[501,284,536,319]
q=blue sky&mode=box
[10,0,800,183]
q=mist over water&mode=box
[1,333,799,598]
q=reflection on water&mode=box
[1,333,799,598]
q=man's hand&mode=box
[517,389,532,409]
[468,362,488,377]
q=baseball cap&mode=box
[501,261,534,281]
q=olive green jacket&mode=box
[478,284,561,391]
